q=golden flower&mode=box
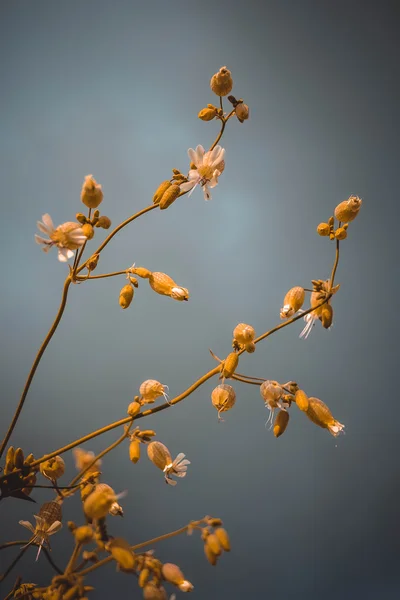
[179,144,225,201]
[149,272,189,301]
[334,195,362,223]
[35,214,86,262]
[211,384,236,421]
[139,379,169,404]
[39,456,65,481]
[119,284,134,309]
[210,66,233,96]
[73,447,102,474]
[306,397,344,437]
[273,410,290,438]
[233,323,255,345]
[153,180,172,204]
[280,286,305,319]
[81,175,104,209]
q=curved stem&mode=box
[329,239,340,290]
[0,547,28,582]
[0,276,72,460]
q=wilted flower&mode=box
[139,379,169,404]
[73,447,102,474]
[35,214,86,262]
[260,380,285,427]
[210,66,233,96]
[39,455,65,481]
[211,384,236,421]
[83,483,125,521]
[179,145,225,201]
[147,441,190,486]
[280,286,305,319]
[233,323,255,346]
[19,501,62,561]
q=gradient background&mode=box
[1,1,399,598]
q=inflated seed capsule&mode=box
[149,272,189,301]
[119,284,134,309]
[198,107,216,121]
[215,528,231,552]
[295,389,309,412]
[335,227,347,240]
[210,66,233,96]
[221,352,239,379]
[143,584,168,600]
[244,342,256,353]
[317,222,330,236]
[129,440,141,464]
[161,563,185,586]
[273,410,290,438]
[233,323,255,345]
[108,537,136,570]
[127,401,141,417]
[211,384,236,418]
[306,397,344,437]
[74,526,94,544]
[139,379,169,404]
[334,195,362,223]
[159,184,180,210]
[82,223,94,239]
[147,441,172,471]
[81,175,103,209]
[280,286,305,319]
[153,180,171,205]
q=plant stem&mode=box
[77,270,127,281]
[0,276,72,460]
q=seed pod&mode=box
[159,184,180,210]
[233,323,255,345]
[129,440,141,464]
[204,543,218,566]
[295,389,309,412]
[108,537,136,570]
[139,568,151,588]
[127,401,141,417]
[119,284,134,309]
[162,563,185,585]
[40,455,65,480]
[153,180,171,204]
[210,66,233,96]
[280,286,305,319]
[139,379,168,403]
[334,195,362,223]
[149,272,189,301]
[320,304,333,329]
[74,526,94,544]
[87,253,100,271]
[206,533,222,556]
[335,227,347,240]
[95,215,112,229]
[83,483,118,520]
[221,352,239,379]
[211,384,236,416]
[14,447,25,469]
[198,107,216,121]
[260,380,283,404]
[215,527,231,551]
[81,175,103,209]
[306,397,345,437]
[244,342,256,353]
[143,584,168,600]
[273,410,290,438]
[235,102,249,123]
[317,222,330,236]
[147,441,172,471]
[4,446,15,474]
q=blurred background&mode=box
[1,1,399,598]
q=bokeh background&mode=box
[1,1,399,598]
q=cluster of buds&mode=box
[130,265,189,301]
[232,322,256,352]
[260,380,293,430]
[37,573,94,600]
[76,207,112,242]
[317,215,349,241]
[127,426,157,464]
[39,455,65,483]
[3,446,39,498]
[211,384,236,421]
[147,441,190,486]
[227,95,250,123]
[201,518,231,566]
[300,279,339,338]
[318,195,362,241]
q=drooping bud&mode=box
[215,527,231,551]
[317,222,330,236]
[210,66,233,96]
[82,223,94,239]
[95,216,112,229]
[235,102,249,123]
[129,440,141,464]
[87,253,100,271]
[306,397,344,437]
[198,107,216,121]
[159,184,180,210]
[334,195,362,223]
[260,380,283,404]
[74,526,94,544]
[153,180,171,205]
[119,284,134,309]
[273,410,290,438]
[4,446,15,473]
[127,401,141,417]
[233,323,255,345]
[147,441,172,471]
[14,447,25,469]
[107,537,136,570]
[81,175,104,209]
[206,533,222,556]
[83,483,119,520]
[244,342,256,353]
[139,379,168,404]
[320,304,333,329]
[149,272,189,301]
[40,455,65,480]
[139,568,151,588]
[143,583,168,600]
[211,384,236,419]
[280,286,305,319]
[295,389,309,412]
[335,227,347,240]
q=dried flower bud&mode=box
[334,195,362,223]
[162,563,185,585]
[40,455,65,480]
[317,222,330,236]
[143,584,168,600]
[132,266,152,279]
[153,180,172,204]
[206,533,222,556]
[81,223,94,240]
[273,410,290,438]
[260,380,283,404]
[211,384,236,419]
[210,66,233,96]
[233,323,255,345]
[95,216,112,229]
[81,175,103,209]
[204,543,217,565]
[74,525,94,544]
[221,352,239,379]
[139,379,169,404]
[198,107,216,121]
[149,272,189,301]
[320,304,333,329]
[147,441,172,471]
[76,212,87,224]
[87,253,100,271]
[108,537,136,570]
[215,527,231,551]
[295,389,309,412]
[13,447,24,469]
[127,401,141,417]
[244,342,256,353]
[83,483,119,520]
[306,397,344,437]
[335,227,347,240]
[235,102,249,123]
[159,184,180,210]
[280,286,305,319]
[139,568,151,588]
[129,440,141,464]
[22,472,37,496]
[119,284,134,309]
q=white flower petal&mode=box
[188,148,199,166]
[179,181,196,193]
[211,147,225,168]
[19,520,35,534]
[47,520,62,535]
[37,221,52,235]
[174,471,187,478]
[203,185,212,201]
[42,214,54,230]
[58,248,74,262]
[165,477,177,486]
[194,145,205,162]
[35,234,52,246]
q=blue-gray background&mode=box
[1,1,399,598]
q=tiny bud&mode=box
[335,227,347,240]
[87,253,100,271]
[153,180,171,205]
[67,521,77,532]
[127,401,141,417]
[215,527,231,552]
[320,304,333,329]
[132,266,152,279]
[74,525,94,544]
[198,107,216,121]
[76,213,87,224]
[82,223,94,240]
[172,168,181,175]
[244,341,256,353]
[210,66,233,97]
[129,440,141,464]
[139,568,151,588]
[317,222,330,236]
[81,175,104,209]
[273,410,290,438]
[96,215,112,229]
[235,102,249,123]
[206,533,222,556]
[227,95,237,106]
[189,162,197,170]
[119,284,134,309]
[108,537,136,570]
[159,184,180,210]
[14,447,24,469]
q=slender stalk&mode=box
[76,270,127,281]
[0,547,28,582]
[0,276,72,460]
[64,542,82,575]
[329,239,340,289]
[3,576,22,600]
[0,541,63,574]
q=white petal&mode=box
[211,147,225,168]
[194,145,205,163]
[37,221,52,235]
[187,169,199,181]
[42,214,54,230]
[165,477,177,486]
[177,459,191,467]
[203,185,212,201]
[188,148,199,167]
[47,520,62,535]
[19,520,35,534]
[179,181,196,193]
[175,471,187,478]
[35,234,51,246]
[58,248,74,262]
